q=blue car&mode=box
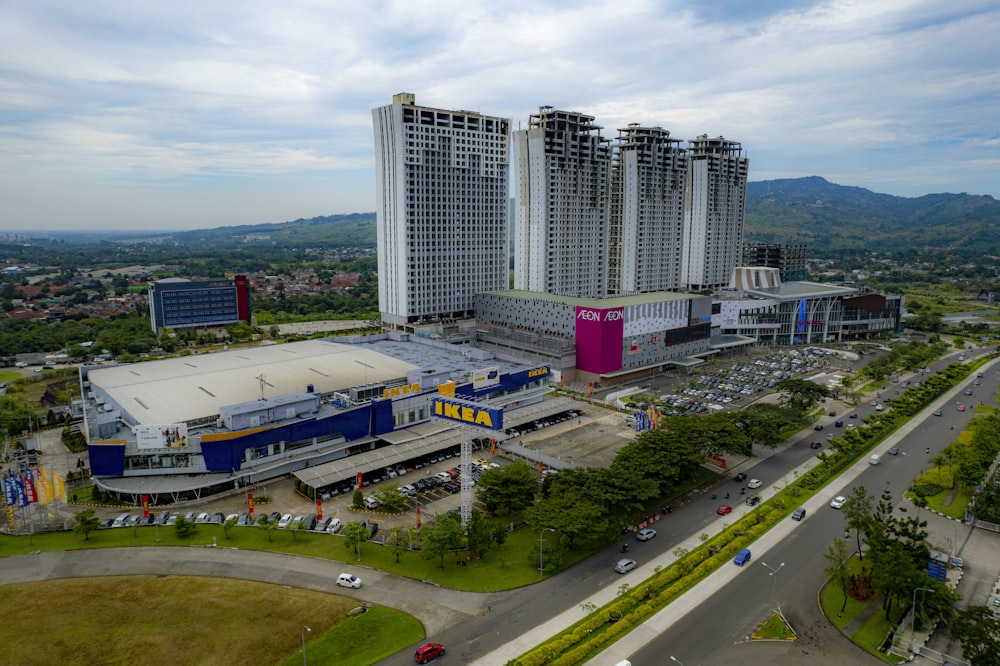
[734,549,752,566]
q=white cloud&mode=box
[0,0,997,231]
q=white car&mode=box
[614,558,637,574]
[277,513,293,528]
[747,479,763,489]
[830,496,847,509]
[636,528,657,541]
[336,573,362,589]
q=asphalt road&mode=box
[623,366,992,666]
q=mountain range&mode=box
[30,177,1000,256]
[743,176,1000,252]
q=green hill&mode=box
[745,176,1000,252]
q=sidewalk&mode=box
[472,357,983,666]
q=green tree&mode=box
[256,515,276,542]
[610,429,704,499]
[952,605,1000,666]
[727,402,796,450]
[525,491,607,548]
[419,512,464,567]
[343,520,368,560]
[352,489,363,509]
[841,485,874,561]
[174,515,196,539]
[824,537,852,615]
[222,515,238,539]
[373,485,407,513]
[475,462,538,515]
[776,377,831,414]
[72,508,100,541]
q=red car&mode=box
[810,441,822,449]
[717,505,732,515]
[414,643,445,664]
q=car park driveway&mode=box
[0,546,484,637]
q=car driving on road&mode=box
[830,495,847,509]
[636,528,656,541]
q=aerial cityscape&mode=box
[3,2,1000,666]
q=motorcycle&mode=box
[620,543,630,553]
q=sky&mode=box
[1,0,999,233]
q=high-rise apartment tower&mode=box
[512,107,612,298]
[372,93,510,328]
[682,135,749,290]
[609,125,687,295]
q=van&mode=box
[112,512,131,528]
[869,454,880,465]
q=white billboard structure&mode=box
[134,424,189,450]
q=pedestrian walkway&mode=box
[472,356,989,666]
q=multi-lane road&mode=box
[380,354,994,665]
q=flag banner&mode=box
[34,469,52,505]
[316,498,323,521]
[23,471,37,504]
[248,492,254,514]
[142,495,149,518]
[416,505,421,529]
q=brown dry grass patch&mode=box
[0,575,355,666]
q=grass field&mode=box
[0,576,422,666]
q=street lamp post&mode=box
[761,561,785,612]
[301,626,312,665]
[539,527,555,577]
[910,587,935,655]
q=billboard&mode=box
[575,306,625,374]
[432,398,504,431]
[135,424,189,450]
[472,367,500,390]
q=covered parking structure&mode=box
[293,397,583,496]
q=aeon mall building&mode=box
[474,289,714,383]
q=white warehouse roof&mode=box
[85,339,419,425]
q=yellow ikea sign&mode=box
[432,398,503,430]
[383,383,421,399]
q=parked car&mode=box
[745,495,761,507]
[209,512,226,524]
[326,518,342,534]
[194,512,211,524]
[733,548,752,566]
[614,558,637,574]
[414,642,445,664]
[636,528,656,541]
[315,516,332,532]
[717,505,733,515]
[791,507,807,521]
[112,512,132,528]
[747,479,763,489]
[277,513,293,528]
[336,573,362,589]
[830,495,847,509]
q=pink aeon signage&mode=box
[575,306,625,374]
